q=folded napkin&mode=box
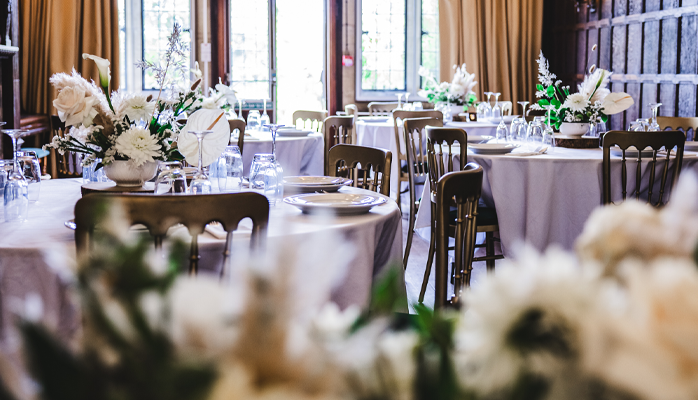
[506,147,548,157]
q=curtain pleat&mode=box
[21,0,119,115]
[438,0,543,107]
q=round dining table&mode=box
[240,130,324,176]
[414,145,698,254]
[355,118,507,198]
[0,178,404,354]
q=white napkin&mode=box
[177,109,231,167]
[506,147,548,157]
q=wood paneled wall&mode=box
[542,0,698,131]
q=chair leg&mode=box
[419,213,437,303]
[486,232,495,272]
[403,178,418,269]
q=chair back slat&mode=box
[323,116,355,175]
[602,130,685,207]
[228,118,246,155]
[50,115,83,178]
[425,127,468,200]
[74,192,270,275]
[393,110,443,164]
[657,116,698,140]
[293,110,328,132]
[403,117,442,180]
[327,144,392,196]
[434,163,483,309]
[367,102,400,116]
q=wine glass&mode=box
[483,92,493,119]
[260,99,271,127]
[396,93,403,110]
[189,130,213,194]
[492,93,502,120]
[2,129,28,222]
[543,105,557,151]
[249,153,280,205]
[518,101,530,119]
[527,117,544,148]
[247,110,261,132]
[648,102,662,131]
[404,93,411,110]
[509,117,523,142]
[496,119,508,143]
[263,124,285,157]
[17,153,41,202]
[154,161,188,194]
[216,145,243,192]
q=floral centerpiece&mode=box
[532,49,634,136]
[419,64,478,113]
[44,24,236,187]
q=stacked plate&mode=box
[283,176,352,193]
[284,192,387,215]
[467,135,493,144]
[277,128,313,137]
[469,143,520,155]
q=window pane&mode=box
[142,0,191,90]
[421,0,439,86]
[230,0,271,100]
[361,0,406,91]
[118,0,126,89]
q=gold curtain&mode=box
[21,0,120,115]
[438,0,543,107]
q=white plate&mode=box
[359,117,390,123]
[611,146,654,158]
[685,142,698,151]
[469,143,520,155]
[284,192,387,215]
[283,176,352,193]
[467,135,493,144]
[277,129,312,137]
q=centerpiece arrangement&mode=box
[419,64,478,115]
[44,24,236,187]
[532,49,634,136]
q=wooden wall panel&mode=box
[543,0,698,127]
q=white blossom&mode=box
[114,126,162,166]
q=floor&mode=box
[398,185,500,312]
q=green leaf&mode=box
[538,99,550,107]
[551,99,561,108]
[546,86,555,97]
[536,84,544,91]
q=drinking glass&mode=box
[249,153,281,205]
[263,124,285,157]
[518,101,530,120]
[3,129,28,222]
[648,102,662,131]
[82,157,109,183]
[404,93,411,110]
[476,102,487,120]
[509,117,523,142]
[483,92,493,119]
[260,99,271,128]
[17,154,41,202]
[216,145,243,192]
[496,119,508,143]
[527,117,544,147]
[154,161,188,194]
[0,159,11,201]
[519,120,530,141]
[247,110,261,132]
[396,94,403,110]
[492,93,502,120]
[189,130,213,194]
[543,104,557,151]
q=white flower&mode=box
[578,68,611,102]
[114,126,162,166]
[82,53,111,88]
[201,96,223,109]
[601,92,634,115]
[215,79,237,105]
[68,125,95,144]
[122,94,155,122]
[53,86,100,127]
[311,303,360,342]
[450,63,477,98]
[439,81,450,91]
[536,50,557,87]
[562,93,590,113]
[191,61,203,80]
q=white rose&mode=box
[53,86,99,127]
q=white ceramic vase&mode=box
[103,160,158,187]
[559,122,590,137]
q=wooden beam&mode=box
[210,0,230,85]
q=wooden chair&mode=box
[602,130,685,207]
[500,101,512,116]
[421,126,502,303]
[322,116,355,175]
[344,104,358,118]
[293,110,328,132]
[327,144,391,196]
[402,117,443,268]
[49,115,83,178]
[433,164,484,309]
[392,110,443,210]
[228,118,246,155]
[368,102,400,116]
[657,116,698,140]
[74,192,270,276]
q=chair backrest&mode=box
[322,116,355,175]
[50,115,83,178]
[228,118,246,155]
[327,144,392,196]
[403,117,443,185]
[657,116,698,140]
[368,102,400,116]
[426,126,468,200]
[74,192,270,275]
[293,110,328,132]
[344,104,358,117]
[602,130,685,207]
[393,110,444,165]
[500,101,512,116]
[434,163,483,309]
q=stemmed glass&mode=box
[247,110,261,132]
[648,102,662,131]
[396,93,403,110]
[491,93,502,120]
[189,130,213,194]
[483,92,493,119]
[404,93,411,110]
[496,119,508,143]
[518,101,530,120]
[543,104,557,151]
[260,99,271,128]
[2,128,29,221]
[263,124,285,157]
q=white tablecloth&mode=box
[241,131,324,177]
[355,119,503,198]
[0,179,404,352]
[415,146,698,253]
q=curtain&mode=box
[21,0,120,115]
[438,0,543,107]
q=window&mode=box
[119,0,193,92]
[356,0,439,101]
[229,0,271,100]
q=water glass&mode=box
[496,120,508,143]
[0,160,11,200]
[509,118,523,142]
[249,154,282,205]
[4,169,27,222]
[82,157,108,183]
[216,146,243,192]
[527,118,545,146]
[17,155,41,202]
[154,161,188,195]
[247,110,261,132]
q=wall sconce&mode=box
[576,0,597,13]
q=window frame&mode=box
[120,0,196,93]
[354,0,432,102]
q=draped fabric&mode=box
[438,0,543,107]
[21,0,120,115]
